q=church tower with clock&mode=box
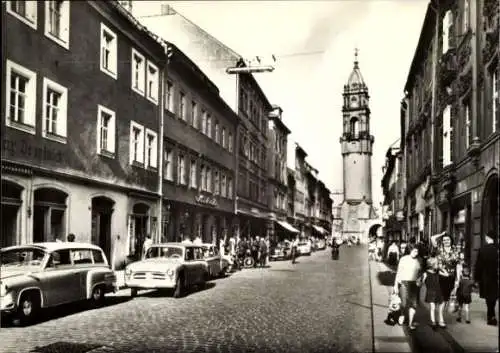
[339,50,377,243]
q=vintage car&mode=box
[200,243,231,278]
[297,240,312,256]
[0,242,116,325]
[270,242,292,261]
[124,243,209,298]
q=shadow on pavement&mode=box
[377,270,396,287]
[29,341,104,353]
[2,295,131,328]
[140,282,216,298]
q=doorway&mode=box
[482,174,499,243]
[33,188,68,242]
[91,196,115,261]
[130,203,150,260]
[1,180,23,247]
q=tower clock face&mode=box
[350,96,359,108]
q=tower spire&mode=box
[354,47,359,68]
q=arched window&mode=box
[350,118,359,138]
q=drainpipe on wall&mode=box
[156,51,166,244]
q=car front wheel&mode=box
[173,274,184,298]
[90,285,105,307]
[17,292,40,326]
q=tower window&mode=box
[350,117,359,138]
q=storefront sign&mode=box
[195,194,218,207]
[2,138,64,163]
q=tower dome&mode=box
[345,48,366,90]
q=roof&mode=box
[347,61,366,87]
[150,242,202,248]
[1,242,104,252]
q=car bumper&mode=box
[125,278,176,289]
[1,293,16,313]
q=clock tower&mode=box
[339,50,377,243]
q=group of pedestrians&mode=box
[391,230,498,331]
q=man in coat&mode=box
[474,231,498,326]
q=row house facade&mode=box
[402,0,499,268]
[135,4,273,241]
[266,105,299,240]
[160,44,238,246]
[1,1,166,268]
[381,140,405,241]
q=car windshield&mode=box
[145,246,183,259]
[1,248,47,268]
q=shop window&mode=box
[33,188,68,243]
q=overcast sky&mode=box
[133,0,428,206]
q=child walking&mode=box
[423,257,444,327]
[456,265,475,323]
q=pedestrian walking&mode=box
[193,234,202,245]
[386,241,400,268]
[393,245,422,330]
[423,256,444,328]
[259,237,268,268]
[456,265,475,324]
[430,231,462,328]
[291,237,299,264]
[251,236,260,267]
[474,231,498,326]
[143,234,153,258]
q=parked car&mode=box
[270,242,292,261]
[124,243,208,298]
[1,242,116,325]
[200,243,230,278]
[297,240,312,256]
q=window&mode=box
[179,92,186,120]
[42,78,67,142]
[443,105,452,167]
[206,114,212,138]
[201,110,207,134]
[146,62,159,104]
[221,174,227,197]
[7,0,37,29]
[442,10,452,54]
[228,132,233,152]
[131,49,145,95]
[129,121,144,164]
[145,129,158,168]
[214,170,220,195]
[207,167,212,193]
[191,101,197,126]
[100,23,117,79]
[350,117,359,138]
[493,69,499,133]
[92,250,106,264]
[44,1,70,49]
[215,121,220,143]
[463,0,469,32]
[177,153,186,185]
[464,100,471,149]
[200,165,207,191]
[190,160,197,188]
[228,177,233,198]
[97,105,116,156]
[165,81,173,111]
[71,249,93,264]
[222,127,226,148]
[164,148,174,181]
[48,250,71,267]
[5,60,37,133]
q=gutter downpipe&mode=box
[157,50,166,244]
[430,1,439,237]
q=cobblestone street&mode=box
[0,246,372,353]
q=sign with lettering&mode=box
[195,194,218,207]
[2,138,64,163]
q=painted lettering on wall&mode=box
[2,139,64,163]
[195,194,218,207]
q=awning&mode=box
[237,208,269,221]
[276,220,300,233]
[312,225,327,234]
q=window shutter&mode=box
[129,125,134,164]
[151,135,158,168]
[27,73,37,127]
[26,1,37,22]
[138,128,144,163]
[109,115,116,153]
[62,1,70,43]
[128,214,136,256]
[111,36,118,74]
[58,90,68,137]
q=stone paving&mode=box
[0,246,372,353]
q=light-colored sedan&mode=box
[297,240,312,256]
[1,242,116,325]
[124,243,209,298]
[200,243,231,278]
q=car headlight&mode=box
[0,283,8,297]
[125,267,132,275]
[166,269,174,277]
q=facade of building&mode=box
[339,53,378,244]
[402,0,498,268]
[293,144,309,236]
[267,106,298,240]
[381,140,405,241]
[1,1,166,267]
[286,167,296,227]
[133,3,273,241]
[159,44,239,245]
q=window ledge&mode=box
[98,149,115,159]
[146,165,158,172]
[131,160,144,168]
[147,95,159,106]
[100,67,117,80]
[132,86,145,97]
[6,8,37,30]
[7,119,36,135]
[43,132,67,144]
[44,32,69,50]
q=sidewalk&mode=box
[369,260,412,352]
